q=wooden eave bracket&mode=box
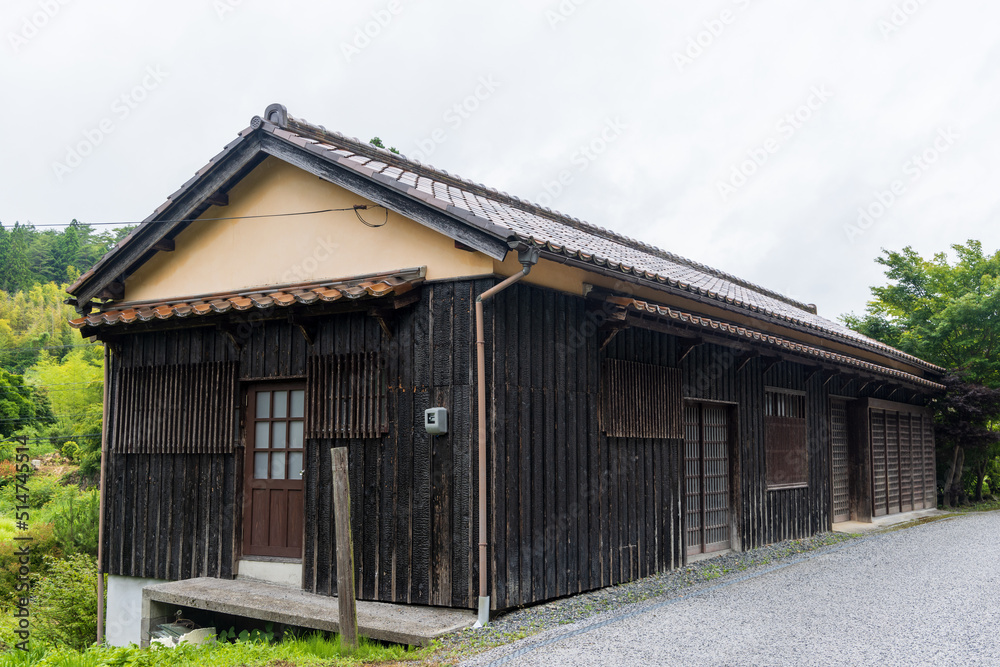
[804,366,825,383]
[216,322,243,351]
[823,371,842,387]
[288,313,318,346]
[598,320,629,351]
[676,337,704,364]
[761,356,782,375]
[736,351,760,373]
[205,191,229,207]
[99,281,125,301]
[367,288,424,340]
[367,307,395,340]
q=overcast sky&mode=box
[3,0,998,319]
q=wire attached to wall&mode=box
[353,204,388,228]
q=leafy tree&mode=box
[1,223,35,294]
[843,241,1000,385]
[928,376,1000,505]
[844,240,1000,504]
[0,368,53,438]
[25,348,104,474]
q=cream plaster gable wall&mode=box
[124,157,494,302]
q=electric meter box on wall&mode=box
[424,407,448,435]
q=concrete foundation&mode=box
[237,559,302,588]
[106,575,169,647]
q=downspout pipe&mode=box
[97,345,110,643]
[474,242,539,628]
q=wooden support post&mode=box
[332,447,358,652]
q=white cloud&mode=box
[2,0,999,320]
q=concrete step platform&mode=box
[141,577,475,647]
[833,508,948,534]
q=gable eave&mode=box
[67,123,513,313]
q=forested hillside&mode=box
[0,222,134,652]
[0,221,131,462]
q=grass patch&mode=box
[949,498,1000,514]
[0,631,428,667]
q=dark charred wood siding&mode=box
[101,326,243,579]
[101,276,937,612]
[302,280,487,609]
[488,284,685,610]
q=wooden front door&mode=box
[684,402,731,555]
[831,400,850,523]
[243,384,306,558]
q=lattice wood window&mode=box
[600,359,683,439]
[765,389,808,489]
[305,353,387,439]
[111,361,238,454]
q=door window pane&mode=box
[290,390,305,418]
[253,452,268,479]
[289,452,303,479]
[271,452,286,479]
[256,391,271,419]
[289,421,304,449]
[255,422,269,449]
[273,391,288,418]
[272,422,287,449]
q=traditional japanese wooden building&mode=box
[68,104,944,643]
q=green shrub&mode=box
[50,489,99,557]
[0,523,59,607]
[31,554,102,651]
[59,442,79,462]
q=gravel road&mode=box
[462,512,1000,666]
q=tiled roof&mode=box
[69,103,942,376]
[70,269,423,330]
[614,297,943,390]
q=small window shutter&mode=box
[765,391,808,488]
[600,359,683,439]
[305,352,387,439]
[111,361,238,454]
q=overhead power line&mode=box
[11,205,386,229]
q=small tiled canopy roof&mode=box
[70,269,423,330]
[613,297,944,390]
[67,103,942,378]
